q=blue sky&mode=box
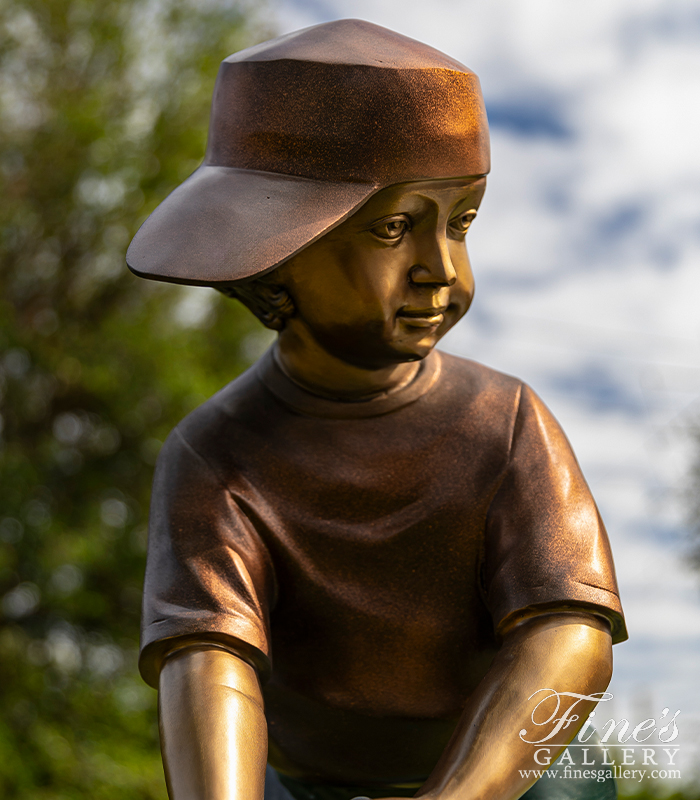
[266,0,700,775]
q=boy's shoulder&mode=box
[430,351,527,436]
[437,350,523,395]
[201,348,524,419]
[162,349,528,468]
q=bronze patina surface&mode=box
[143,346,625,783]
[127,19,626,800]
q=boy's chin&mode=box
[336,342,439,371]
[390,332,445,362]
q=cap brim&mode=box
[126,166,378,285]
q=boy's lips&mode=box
[397,307,447,328]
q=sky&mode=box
[266,0,700,776]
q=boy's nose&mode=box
[409,231,456,286]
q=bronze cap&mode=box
[126,19,490,286]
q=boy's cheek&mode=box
[446,277,475,320]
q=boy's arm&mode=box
[159,645,268,800]
[414,610,612,800]
[157,611,611,800]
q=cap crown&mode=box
[205,19,490,183]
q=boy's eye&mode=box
[449,209,478,235]
[370,217,410,240]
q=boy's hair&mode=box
[218,271,295,331]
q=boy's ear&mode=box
[217,281,295,331]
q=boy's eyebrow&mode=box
[449,194,482,214]
[358,195,475,225]
[342,176,487,229]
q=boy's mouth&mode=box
[397,307,447,328]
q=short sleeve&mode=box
[484,385,627,643]
[139,426,275,687]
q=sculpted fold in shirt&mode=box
[140,348,626,784]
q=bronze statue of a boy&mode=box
[127,19,627,800]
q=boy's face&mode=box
[277,177,486,370]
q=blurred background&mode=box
[1,0,699,798]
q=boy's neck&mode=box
[275,325,421,402]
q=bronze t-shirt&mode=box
[140,348,626,784]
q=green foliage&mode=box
[620,790,700,800]
[0,1,272,796]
